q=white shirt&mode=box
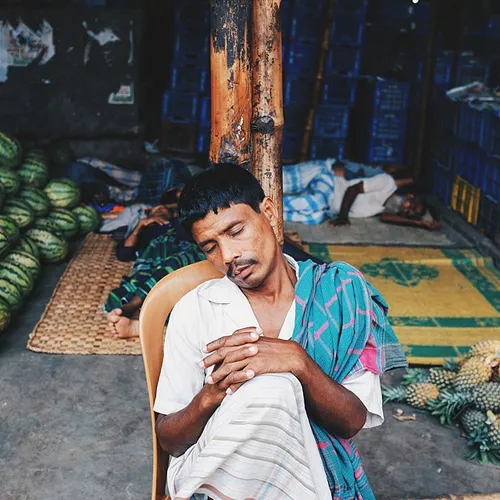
[330,173,398,218]
[154,256,384,429]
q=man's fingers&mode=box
[207,359,249,384]
[201,344,258,370]
[218,369,255,390]
[203,326,262,353]
[226,382,244,396]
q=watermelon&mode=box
[16,235,40,260]
[0,276,22,311]
[0,227,11,258]
[44,179,80,209]
[24,148,49,163]
[0,132,22,169]
[4,250,41,279]
[0,184,5,210]
[0,298,11,332]
[2,199,35,229]
[0,167,21,196]
[0,261,34,297]
[26,228,68,263]
[18,187,51,217]
[49,143,75,167]
[72,205,100,234]
[33,216,63,237]
[47,208,79,239]
[18,158,49,188]
[0,215,20,245]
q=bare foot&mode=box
[107,308,123,335]
[114,316,140,339]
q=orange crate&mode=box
[451,175,481,225]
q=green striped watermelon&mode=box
[47,208,79,239]
[0,215,20,246]
[0,184,5,210]
[49,143,75,167]
[16,235,40,260]
[0,261,34,297]
[0,132,22,169]
[4,250,41,279]
[0,167,21,196]
[0,298,12,332]
[0,277,22,311]
[44,179,80,209]
[33,216,63,237]
[2,199,35,229]
[0,227,11,258]
[72,205,101,235]
[18,187,51,217]
[18,159,49,189]
[26,228,68,263]
[24,148,48,163]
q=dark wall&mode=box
[0,8,142,140]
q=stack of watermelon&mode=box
[0,132,101,332]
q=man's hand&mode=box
[201,328,306,396]
[420,219,440,231]
[328,216,350,227]
[138,216,169,229]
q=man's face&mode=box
[191,199,280,289]
[399,195,424,219]
[149,205,170,220]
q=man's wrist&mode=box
[199,384,224,413]
[290,344,313,381]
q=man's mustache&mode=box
[228,258,258,278]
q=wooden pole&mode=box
[299,0,336,162]
[251,0,284,245]
[209,0,253,165]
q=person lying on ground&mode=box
[328,166,440,230]
[153,164,407,499]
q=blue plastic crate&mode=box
[364,137,405,163]
[286,41,318,76]
[290,5,323,43]
[454,141,482,187]
[173,2,209,29]
[170,64,208,94]
[330,11,366,46]
[313,105,350,138]
[483,155,500,203]
[335,0,367,15]
[197,127,210,154]
[433,161,454,205]
[370,79,410,112]
[480,111,500,155]
[326,46,361,76]
[284,104,308,132]
[199,97,210,129]
[456,55,491,85]
[488,15,500,39]
[433,88,461,134]
[284,76,314,105]
[321,76,358,106]
[434,52,454,86]
[478,194,500,240]
[309,136,347,160]
[432,132,455,170]
[373,0,431,22]
[161,91,199,123]
[369,110,407,140]
[282,132,302,161]
[458,104,486,145]
[172,31,209,66]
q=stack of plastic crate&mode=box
[353,78,409,164]
[309,0,366,160]
[282,0,321,162]
[160,0,209,154]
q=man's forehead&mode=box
[192,204,258,234]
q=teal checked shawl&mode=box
[292,260,407,499]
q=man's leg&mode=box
[168,373,331,500]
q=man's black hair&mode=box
[178,163,265,234]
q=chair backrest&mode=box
[138,261,223,500]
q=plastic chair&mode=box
[138,261,223,500]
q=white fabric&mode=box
[154,255,384,499]
[329,173,398,218]
[99,203,151,236]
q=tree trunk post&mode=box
[209,0,253,165]
[251,0,284,245]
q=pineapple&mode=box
[428,368,457,390]
[486,411,500,447]
[442,357,463,373]
[427,389,469,425]
[471,383,500,413]
[460,408,488,436]
[466,427,500,465]
[405,382,440,410]
[454,357,493,391]
[382,385,406,404]
[469,340,500,359]
[493,365,500,384]
[401,367,428,387]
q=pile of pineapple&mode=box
[383,340,500,465]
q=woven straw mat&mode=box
[27,233,140,355]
